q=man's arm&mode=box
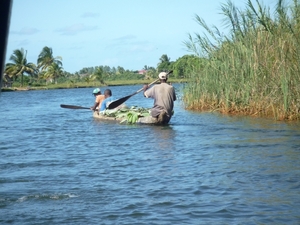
[143,84,149,97]
[90,102,99,111]
[172,87,177,101]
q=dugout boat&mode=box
[92,106,171,125]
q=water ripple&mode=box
[1,87,300,224]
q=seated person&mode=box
[90,88,105,111]
[99,89,116,113]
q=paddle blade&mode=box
[60,104,90,110]
[106,95,132,110]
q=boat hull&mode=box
[92,111,170,125]
[93,111,123,122]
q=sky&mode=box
[5,0,276,73]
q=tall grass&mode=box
[184,0,300,120]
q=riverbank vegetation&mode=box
[1,77,186,92]
[3,46,190,91]
[183,0,300,121]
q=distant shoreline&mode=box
[1,78,187,92]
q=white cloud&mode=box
[56,24,98,35]
[11,27,39,35]
[81,12,99,18]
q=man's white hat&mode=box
[158,72,168,79]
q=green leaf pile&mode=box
[103,106,150,124]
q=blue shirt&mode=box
[99,96,116,112]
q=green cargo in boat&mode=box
[93,106,172,125]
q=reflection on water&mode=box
[148,125,176,150]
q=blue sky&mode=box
[6,0,276,73]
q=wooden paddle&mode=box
[107,70,173,110]
[60,104,90,110]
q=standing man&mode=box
[90,88,105,111]
[142,72,176,124]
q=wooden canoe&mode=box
[92,111,170,125]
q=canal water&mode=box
[1,84,300,224]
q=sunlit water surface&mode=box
[1,84,300,224]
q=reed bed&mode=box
[184,0,300,120]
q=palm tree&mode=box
[157,54,171,72]
[91,67,105,84]
[37,46,62,71]
[5,48,36,87]
[43,62,64,84]
[84,76,92,84]
[159,54,170,64]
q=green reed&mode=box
[184,0,300,120]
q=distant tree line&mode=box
[3,47,201,87]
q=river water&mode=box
[1,84,300,224]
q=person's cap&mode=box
[93,88,101,94]
[158,72,168,79]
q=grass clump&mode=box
[184,0,300,120]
